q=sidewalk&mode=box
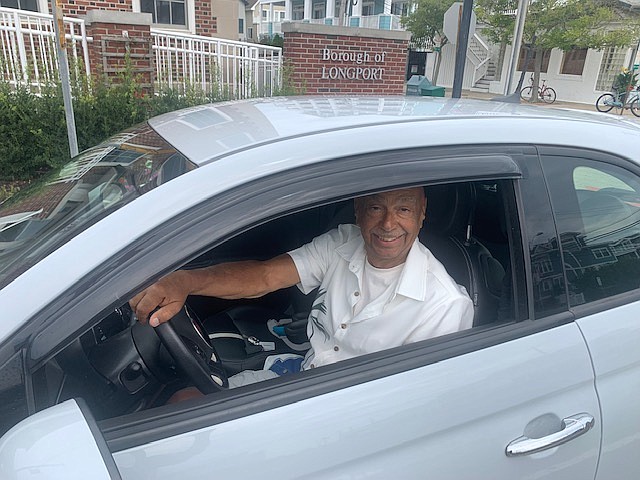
[458,88,637,117]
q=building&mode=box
[0,0,251,40]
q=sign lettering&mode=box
[320,47,387,82]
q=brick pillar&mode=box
[282,22,411,95]
[83,11,154,92]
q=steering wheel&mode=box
[154,306,228,394]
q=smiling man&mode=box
[131,187,473,382]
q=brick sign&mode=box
[283,23,411,95]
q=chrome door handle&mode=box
[505,413,595,457]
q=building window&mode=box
[0,0,38,11]
[312,2,325,19]
[239,18,244,34]
[593,247,612,259]
[292,4,304,20]
[391,2,409,16]
[539,259,553,273]
[517,47,551,73]
[362,0,375,15]
[596,46,627,91]
[561,48,588,76]
[279,11,286,20]
[141,0,186,25]
[262,9,268,19]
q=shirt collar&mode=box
[336,231,428,302]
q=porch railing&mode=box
[0,6,91,93]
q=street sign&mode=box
[443,2,476,45]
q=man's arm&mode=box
[129,254,300,327]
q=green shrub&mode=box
[0,82,69,180]
[0,76,213,181]
[612,68,638,92]
[1,59,290,181]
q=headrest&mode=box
[580,193,634,233]
[424,183,475,237]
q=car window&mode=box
[28,178,525,426]
[542,155,640,306]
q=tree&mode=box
[476,0,640,102]
[401,0,453,83]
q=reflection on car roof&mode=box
[149,96,640,166]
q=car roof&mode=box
[148,96,640,166]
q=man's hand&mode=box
[129,271,192,327]
[129,255,299,327]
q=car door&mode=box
[0,145,601,479]
[94,146,600,479]
[540,148,640,479]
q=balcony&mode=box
[256,14,405,37]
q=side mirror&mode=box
[0,399,122,479]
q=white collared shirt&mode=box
[288,224,474,370]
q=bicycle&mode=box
[520,76,557,104]
[595,87,640,117]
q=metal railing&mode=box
[1,7,282,99]
[469,34,490,86]
[0,6,91,92]
[151,28,283,99]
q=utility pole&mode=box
[504,0,529,96]
[51,0,79,157]
[451,0,474,99]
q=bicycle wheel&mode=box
[630,98,640,118]
[520,86,533,102]
[541,87,556,104]
[596,93,616,113]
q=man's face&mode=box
[355,187,426,269]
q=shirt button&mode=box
[334,346,339,351]
[310,364,315,368]
[340,323,347,329]
[354,291,360,297]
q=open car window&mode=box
[24,178,525,431]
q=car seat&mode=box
[420,183,506,326]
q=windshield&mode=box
[0,123,195,288]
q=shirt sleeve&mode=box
[287,225,354,295]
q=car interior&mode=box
[30,179,520,423]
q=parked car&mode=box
[0,96,639,480]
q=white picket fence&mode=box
[0,6,283,98]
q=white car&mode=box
[0,97,639,479]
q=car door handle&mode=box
[505,413,595,457]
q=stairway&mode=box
[470,59,496,93]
